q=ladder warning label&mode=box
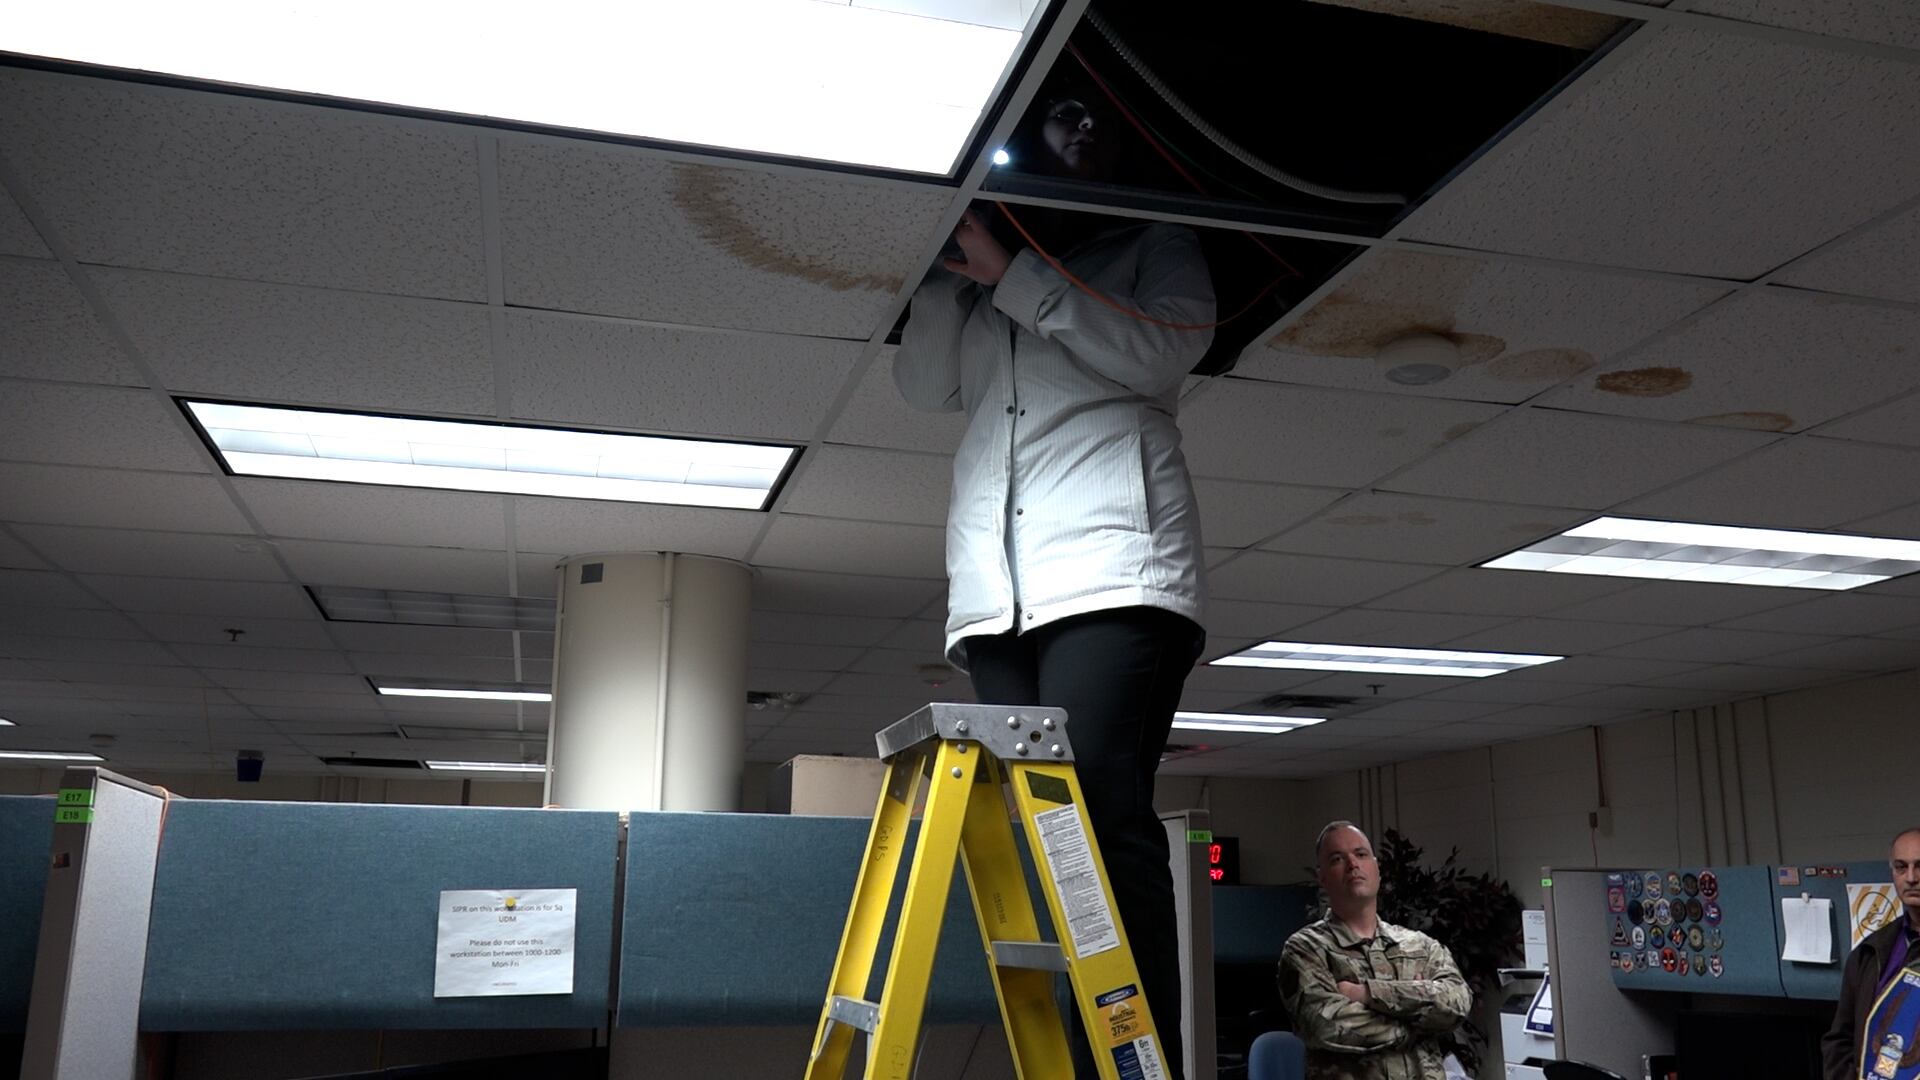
[1034,804,1120,959]
[1110,1034,1167,1080]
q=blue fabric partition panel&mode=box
[1773,860,1893,1001]
[1605,865,1783,997]
[619,812,1052,1027]
[0,796,54,1032]
[1211,885,1317,966]
[140,801,619,1030]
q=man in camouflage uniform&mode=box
[1279,821,1471,1080]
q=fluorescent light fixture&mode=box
[183,401,796,510]
[6,1,1026,174]
[992,148,1012,166]
[0,750,105,762]
[0,717,14,727]
[1482,516,1920,591]
[1172,712,1326,734]
[425,760,547,773]
[377,686,553,703]
[1211,642,1562,678]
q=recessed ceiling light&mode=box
[182,400,797,509]
[377,685,553,703]
[424,760,547,773]
[1211,642,1562,678]
[1482,516,1920,591]
[7,0,1026,175]
[0,750,105,762]
[1172,712,1326,734]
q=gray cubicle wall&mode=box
[1545,867,1678,1077]
[1772,860,1893,1000]
[0,796,53,1032]
[618,812,1039,1027]
[140,801,619,1031]
[1209,885,1316,966]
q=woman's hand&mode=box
[943,207,1011,286]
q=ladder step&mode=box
[827,995,880,1034]
[991,940,1067,972]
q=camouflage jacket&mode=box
[1278,915,1472,1080]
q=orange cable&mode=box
[994,201,1292,332]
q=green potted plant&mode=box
[1370,827,1524,1074]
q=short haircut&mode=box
[1315,820,1368,861]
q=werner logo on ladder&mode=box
[804,702,1169,1080]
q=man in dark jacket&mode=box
[1823,828,1920,1080]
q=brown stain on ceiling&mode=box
[1688,411,1795,432]
[1299,0,1626,49]
[1486,348,1595,383]
[1274,297,1506,362]
[1397,511,1437,525]
[1441,420,1482,442]
[1328,513,1391,527]
[671,164,903,294]
[1596,367,1693,397]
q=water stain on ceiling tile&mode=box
[1299,0,1628,49]
[1596,367,1693,397]
[1486,348,1595,382]
[1273,295,1507,362]
[671,164,904,294]
[1688,411,1794,431]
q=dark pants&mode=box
[966,606,1204,1080]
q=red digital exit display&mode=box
[1207,836,1239,885]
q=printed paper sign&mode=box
[1848,883,1901,949]
[434,888,577,998]
[1034,804,1120,959]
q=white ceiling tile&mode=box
[1542,290,1920,432]
[1206,551,1437,606]
[846,648,952,677]
[1339,699,1507,725]
[351,653,520,682]
[749,641,864,672]
[0,605,141,639]
[1549,684,1750,711]
[1714,593,1920,637]
[780,446,951,527]
[0,633,178,666]
[0,185,48,257]
[1743,636,1918,672]
[1689,0,1920,49]
[1597,627,1838,665]
[1381,408,1774,508]
[748,669,838,695]
[0,382,209,472]
[505,313,860,438]
[1180,381,1504,486]
[1194,480,1344,548]
[27,660,210,687]
[1438,617,1672,655]
[827,348,968,454]
[0,70,486,299]
[1548,579,1808,626]
[1406,28,1920,277]
[275,541,509,594]
[1416,721,1565,744]
[498,147,948,337]
[226,689,381,712]
[1478,704,1636,727]
[1421,679,1609,705]
[1641,664,1854,695]
[1317,715,1454,737]
[133,614,336,651]
[1774,202,1920,303]
[1282,608,1511,647]
[1366,567,1629,618]
[754,568,944,619]
[754,515,945,579]
[1245,249,1727,402]
[201,669,368,694]
[13,527,286,582]
[511,497,762,560]
[514,554,562,598]
[236,479,507,550]
[0,464,251,532]
[1263,492,1586,565]
[0,261,139,384]
[751,611,900,648]
[1278,670,1478,701]
[1622,436,1920,528]
[1202,600,1337,640]
[94,270,495,415]
[1814,391,1920,451]
[1498,654,1708,685]
[168,644,351,674]
[876,619,947,654]
[82,575,315,618]
[819,671,968,701]
[0,530,50,570]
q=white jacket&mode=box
[893,221,1215,668]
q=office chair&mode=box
[1543,1062,1629,1080]
[1247,1030,1306,1080]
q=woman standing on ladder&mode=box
[893,77,1214,1080]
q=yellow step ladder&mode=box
[804,702,1170,1080]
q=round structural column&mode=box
[545,553,750,811]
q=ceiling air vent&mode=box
[1254,694,1358,713]
[319,756,424,771]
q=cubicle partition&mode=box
[0,797,53,1034]
[1602,865,1784,997]
[1770,860,1895,1000]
